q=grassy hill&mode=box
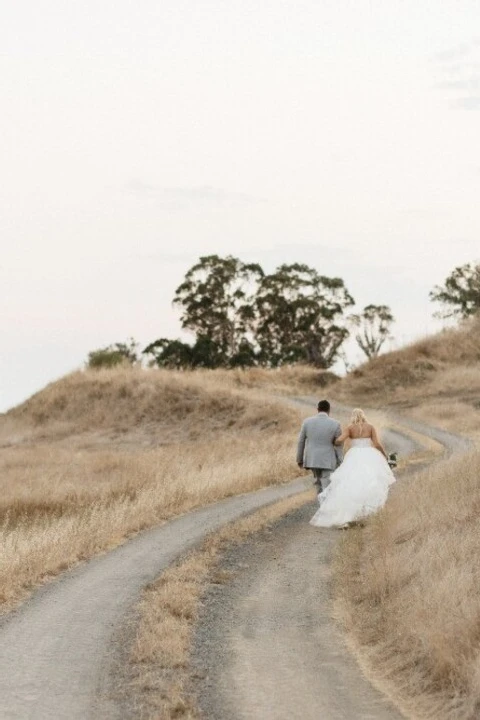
[332,315,480,719]
[6,367,300,445]
[2,320,480,717]
[0,367,313,609]
[335,315,480,440]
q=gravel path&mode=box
[192,504,404,720]
[190,409,471,720]
[0,480,307,720]
[0,402,470,720]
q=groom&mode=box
[296,399,343,494]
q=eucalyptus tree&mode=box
[172,254,263,367]
[350,304,395,359]
[430,262,480,319]
[254,263,354,368]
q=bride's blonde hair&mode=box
[351,408,367,425]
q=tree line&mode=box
[87,257,480,371]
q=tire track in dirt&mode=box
[192,503,403,720]
[190,405,471,720]
[0,481,308,720]
[0,400,470,719]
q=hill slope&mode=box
[336,315,480,439]
[5,367,298,446]
[0,367,306,609]
[333,317,480,719]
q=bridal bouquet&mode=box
[387,452,398,469]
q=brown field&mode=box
[3,315,480,718]
[336,315,480,430]
[332,315,480,719]
[335,448,480,719]
[0,367,314,610]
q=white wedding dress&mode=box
[310,438,396,528]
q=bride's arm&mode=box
[334,426,350,445]
[371,425,388,459]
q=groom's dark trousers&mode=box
[312,468,333,493]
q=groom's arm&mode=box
[334,423,343,465]
[296,422,307,467]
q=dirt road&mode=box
[0,480,307,720]
[192,504,403,719]
[191,413,470,720]
[0,408,469,719]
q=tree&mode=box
[254,263,354,368]
[143,335,253,369]
[350,304,395,359]
[172,255,264,366]
[87,338,139,369]
[430,262,480,319]
[143,338,194,369]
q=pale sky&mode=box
[2,1,480,411]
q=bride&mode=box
[310,408,396,528]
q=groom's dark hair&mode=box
[317,400,330,413]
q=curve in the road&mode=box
[0,480,307,720]
[0,409,470,720]
[190,408,472,720]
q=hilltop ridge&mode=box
[335,316,480,422]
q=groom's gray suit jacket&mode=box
[296,413,343,470]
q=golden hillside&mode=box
[2,321,480,717]
[0,366,308,609]
[337,315,480,403]
[334,316,480,719]
[335,316,480,439]
[4,366,309,449]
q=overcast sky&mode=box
[2,1,480,411]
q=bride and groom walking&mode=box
[296,400,396,528]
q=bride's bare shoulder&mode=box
[353,422,374,438]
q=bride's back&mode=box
[348,421,373,440]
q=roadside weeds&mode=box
[124,417,440,719]
[334,447,480,720]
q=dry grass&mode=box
[193,365,338,395]
[125,418,435,720]
[129,492,311,719]
[407,399,480,442]
[0,367,309,610]
[386,422,444,469]
[334,449,480,719]
[329,317,480,718]
[4,316,480,720]
[336,315,480,410]
[4,366,305,444]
